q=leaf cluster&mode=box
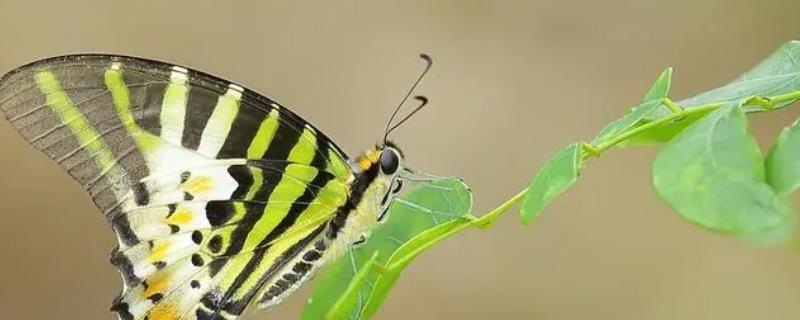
[305,40,800,319]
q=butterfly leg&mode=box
[392,197,462,223]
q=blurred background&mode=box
[2,1,800,319]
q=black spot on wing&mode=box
[302,250,321,262]
[292,262,312,274]
[274,279,290,290]
[205,201,236,227]
[192,230,203,244]
[132,183,150,206]
[208,235,223,254]
[111,301,134,320]
[147,293,164,303]
[192,254,205,266]
[283,273,299,282]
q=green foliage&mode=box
[625,40,800,146]
[520,143,581,224]
[592,67,672,145]
[652,103,792,239]
[521,40,800,234]
[522,40,800,233]
[677,41,800,112]
[766,119,800,195]
[306,40,800,320]
[303,179,472,320]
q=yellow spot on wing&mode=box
[164,209,193,225]
[148,242,170,263]
[182,176,213,194]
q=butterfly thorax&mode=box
[323,147,399,259]
[254,146,403,311]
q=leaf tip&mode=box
[519,208,535,226]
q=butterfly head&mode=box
[353,142,405,223]
[350,53,432,225]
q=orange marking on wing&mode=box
[149,302,178,320]
[143,273,170,297]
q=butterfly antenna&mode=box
[385,96,428,138]
[383,53,433,142]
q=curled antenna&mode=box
[385,96,428,139]
[383,53,433,142]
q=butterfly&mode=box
[0,53,432,320]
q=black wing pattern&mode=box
[0,55,356,319]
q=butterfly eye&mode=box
[379,149,399,175]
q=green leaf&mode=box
[324,252,381,320]
[678,41,800,112]
[302,178,473,320]
[618,109,715,146]
[652,102,793,239]
[591,68,672,145]
[520,143,582,224]
[358,217,473,319]
[766,119,800,195]
[642,67,673,102]
[627,40,800,146]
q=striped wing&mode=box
[0,55,354,320]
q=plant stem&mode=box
[479,90,800,223]
[384,188,529,270]
[473,188,528,227]
[590,103,721,156]
[663,98,684,113]
[769,91,800,104]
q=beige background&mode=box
[1,1,800,319]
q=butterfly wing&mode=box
[0,55,355,320]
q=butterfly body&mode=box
[0,55,405,320]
